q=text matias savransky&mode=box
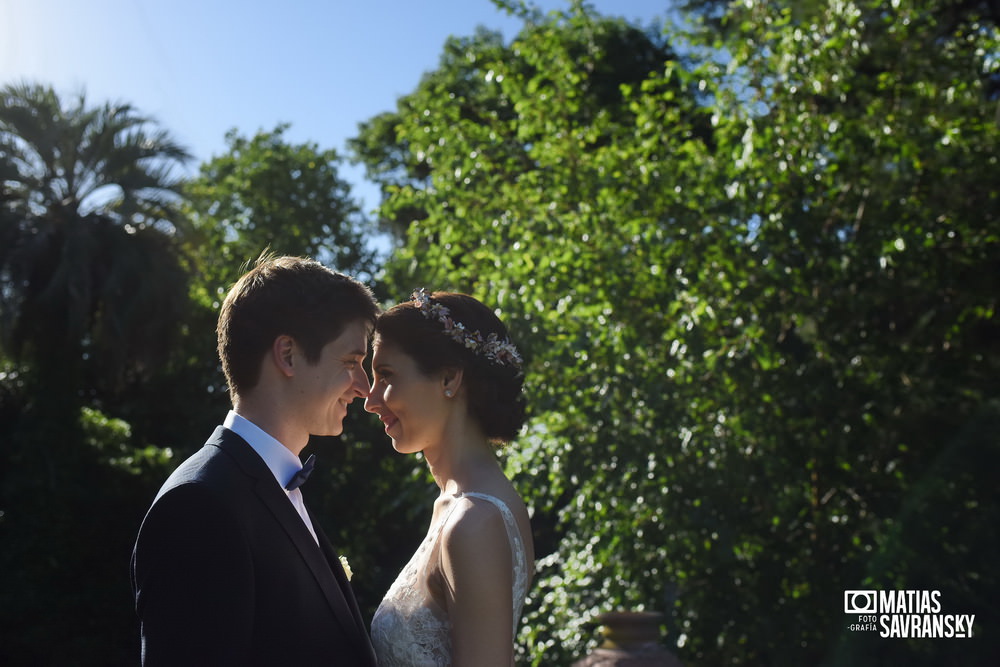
[844,589,975,638]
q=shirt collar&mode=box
[224,410,304,490]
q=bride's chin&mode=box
[392,439,424,455]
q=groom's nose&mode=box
[350,366,369,399]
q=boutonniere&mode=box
[339,555,353,581]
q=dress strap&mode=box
[459,492,530,630]
[461,493,521,534]
[462,491,510,512]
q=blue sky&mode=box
[2,0,671,211]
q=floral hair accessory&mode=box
[412,288,524,372]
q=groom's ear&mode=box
[272,335,296,377]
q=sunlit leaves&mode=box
[356,0,999,663]
[184,124,376,294]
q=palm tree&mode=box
[0,83,197,663]
[0,81,192,407]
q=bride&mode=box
[365,289,534,666]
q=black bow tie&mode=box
[286,454,316,491]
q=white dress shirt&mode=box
[224,410,319,544]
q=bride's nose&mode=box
[364,381,383,413]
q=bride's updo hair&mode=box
[374,291,526,443]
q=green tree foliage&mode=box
[349,12,672,247]
[185,124,376,296]
[354,0,999,664]
[0,82,193,664]
[0,82,192,401]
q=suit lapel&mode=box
[211,428,368,654]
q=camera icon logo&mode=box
[844,590,877,614]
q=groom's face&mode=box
[296,319,371,437]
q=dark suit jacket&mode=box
[131,426,377,666]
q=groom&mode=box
[131,255,379,666]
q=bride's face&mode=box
[364,340,449,454]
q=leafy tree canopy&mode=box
[0,81,192,399]
[0,82,194,665]
[354,0,1000,663]
[185,124,377,302]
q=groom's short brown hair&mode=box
[217,254,378,397]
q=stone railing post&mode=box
[571,611,683,666]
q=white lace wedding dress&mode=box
[370,492,530,666]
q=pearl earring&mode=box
[444,389,453,397]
